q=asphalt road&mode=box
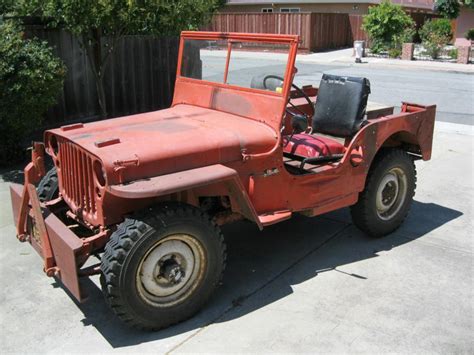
[201,55,474,126]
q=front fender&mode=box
[107,164,262,229]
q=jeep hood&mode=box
[46,104,277,185]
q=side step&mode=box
[258,210,292,226]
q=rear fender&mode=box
[352,102,435,162]
[344,102,436,191]
[107,164,262,229]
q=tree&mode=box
[434,0,474,19]
[20,0,224,118]
[434,0,460,19]
[0,20,65,165]
[0,0,13,15]
[362,0,415,53]
[464,0,474,9]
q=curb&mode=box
[331,59,474,74]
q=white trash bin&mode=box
[354,40,365,63]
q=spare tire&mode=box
[37,167,59,202]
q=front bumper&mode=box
[9,142,108,302]
[10,183,86,301]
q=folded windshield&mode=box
[180,38,290,95]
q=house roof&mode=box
[226,0,435,10]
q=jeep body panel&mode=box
[278,102,436,215]
[108,164,263,229]
[45,104,277,185]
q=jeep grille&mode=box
[58,140,97,217]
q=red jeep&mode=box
[10,31,436,330]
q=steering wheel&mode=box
[263,74,315,120]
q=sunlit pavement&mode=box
[0,56,472,354]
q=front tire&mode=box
[350,149,416,238]
[100,203,226,330]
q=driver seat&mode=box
[284,74,371,164]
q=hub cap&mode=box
[375,167,407,221]
[136,234,205,307]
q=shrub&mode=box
[0,21,65,166]
[419,19,453,59]
[448,48,458,59]
[362,0,415,53]
[466,28,474,41]
[388,48,402,58]
[393,26,416,50]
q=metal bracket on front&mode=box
[16,143,58,276]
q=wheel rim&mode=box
[136,234,205,307]
[375,167,408,221]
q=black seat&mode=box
[312,74,371,137]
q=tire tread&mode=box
[350,148,417,237]
[100,204,226,330]
[37,167,58,202]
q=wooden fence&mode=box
[309,13,352,51]
[204,12,368,51]
[206,12,313,49]
[348,15,370,43]
[24,26,181,126]
[23,15,376,126]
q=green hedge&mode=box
[0,21,65,166]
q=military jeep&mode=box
[10,31,436,330]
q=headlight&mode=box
[93,160,106,187]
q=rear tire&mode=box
[350,149,416,238]
[37,167,58,202]
[100,203,226,330]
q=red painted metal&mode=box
[10,181,90,301]
[10,31,436,302]
[224,41,232,84]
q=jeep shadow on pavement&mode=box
[65,201,461,347]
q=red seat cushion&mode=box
[283,134,345,158]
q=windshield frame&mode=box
[177,31,299,99]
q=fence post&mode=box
[401,43,414,61]
[456,46,470,64]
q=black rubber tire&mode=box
[100,203,226,330]
[350,149,416,238]
[37,167,59,202]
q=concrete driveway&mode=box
[0,126,472,353]
[1,53,473,352]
